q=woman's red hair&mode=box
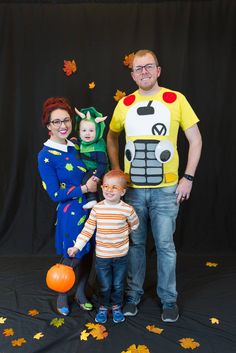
[42,97,74,126]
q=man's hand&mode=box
[175,177,193,204]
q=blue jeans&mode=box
[124,185,179,305]
[95,255,128,308]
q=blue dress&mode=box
[38,139,91,259]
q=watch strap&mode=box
[183,174,194,181]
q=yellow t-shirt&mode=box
[109,87,199,188]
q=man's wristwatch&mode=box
[183,174,194,181]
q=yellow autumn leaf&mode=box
[146,325,164,334]
[0,317,7,324]
[210,317,219,324]
[114,89,126,102]
[3,328,14,336]
[50,317,65,328]
[11,338,27,347]
[80,330,90,341]
[89,81,96,89]
[179,337,200,349]
[28,309,39,316]
[206,261,218,267]
[34,332,44,340]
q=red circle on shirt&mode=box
[163,92,177,103]
[123,94,136,106]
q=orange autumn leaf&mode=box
[11,338,27,347]
[85,323,108,340]
[123,53,135,68]
[206,261,218,267]
[179,338,200,350]
[63,60,77,76]
[146,325,164,334]
[89,81,96,89]
[122,344,150,353]
[28,309,39,316]
[3,328,14,336]
[114,89,126,102]
[209,317,219,324]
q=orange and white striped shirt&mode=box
[74,200,139,258]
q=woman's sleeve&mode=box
[38,152,84,202]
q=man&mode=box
[107,49,202,322]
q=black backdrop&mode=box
[0,0,235,255]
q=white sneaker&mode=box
[83,200,97,209]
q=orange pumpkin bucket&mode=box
[46,263,75,293]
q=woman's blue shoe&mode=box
[57,307,69,316]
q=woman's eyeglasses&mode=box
[49,117,71,127]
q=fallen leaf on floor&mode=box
[206,261,218,267]
[179,338,200,349]
[80,329,90,341]
[11,338,27,347]
[33,332,44,340]
[146,325,163,334]
[50,317,65,328]
[121,344,150,353]
[80,323,108,341]
[0,317,7,324]
[28,309,39,316]
[209,317,219,324]
[3,328,14,336]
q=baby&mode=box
[74,107,109,209]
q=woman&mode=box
[38,97,97,316]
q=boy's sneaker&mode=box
[123,297,139,316]
[161,303,179,322]
[95,306,108,323]
[112,305,125,323]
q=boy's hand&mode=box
[67,247,79,257]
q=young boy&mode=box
[67,170,139,323]
[73,107,108,209]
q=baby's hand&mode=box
[67,247,79,257]
[92,175,100,183]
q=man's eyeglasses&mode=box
[50,117,71,127]
[101,184,124,192]
[133,63,157,74]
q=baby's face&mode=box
[79,120,96,142]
